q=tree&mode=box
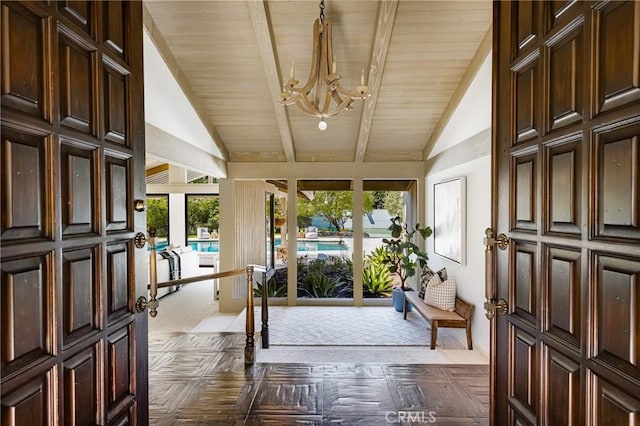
[383,191,404,220]
[147,197,169,238]
[186,196,219,235]
[372,191,386,209]
[297,191,374,231]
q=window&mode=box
[146,194,169,244]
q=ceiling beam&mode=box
[355,0,398,162]
[228,161,425,180]
[145,163,169,177]
[421,26,492,161]
[146,123,228,178]
[247,0,296,163]
[142,5,229,161]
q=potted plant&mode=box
[381,216,433,312]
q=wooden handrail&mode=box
[149,268,246,289]
[144,235,264,365]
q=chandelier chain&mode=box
[319,0,325,23]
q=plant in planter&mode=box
[381,216,433,311]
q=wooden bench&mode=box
[403,290,474,350]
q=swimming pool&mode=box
[154,239,348,253]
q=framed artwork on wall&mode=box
[433,176,466,265]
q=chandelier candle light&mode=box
[280,0,370,131]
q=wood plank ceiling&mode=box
[143,0,492,165]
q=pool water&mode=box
[154,239,348,253]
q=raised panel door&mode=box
[493,1,640,424]
[1,1,147,424]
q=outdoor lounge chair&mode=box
[304,226,318,238]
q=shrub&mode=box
[298,272,343,298]
[363,263,393,297]
[296,256,353,298]
[254,277,287,298]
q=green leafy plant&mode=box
[298,272,343,298]
[296,257,353,298]
[363,263,393,297]
[382,215,433,290]
[254,277,287,298]
[365,246,388,268]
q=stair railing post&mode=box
[245,265,255,365]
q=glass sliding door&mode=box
[295,181,354,300]
[362,180,415,300]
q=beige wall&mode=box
[218,179,273,312]
[425,147,491,354]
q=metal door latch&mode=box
[483,228,509,251]
[484,298,508,320]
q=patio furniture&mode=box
[304,226,318,238]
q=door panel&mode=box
[0,5,48,120]
[510,325,538,424]
[493,1,640,424]
[543,345,581,426]
[588,371,640,424]
[106,155,130,232]
[1,1,147,424]
[60,140,98,237]
[543,245,582,351]
[545,20,584,133]
[592,121,640,242]
[1,372,53,425]
[592,253,640,378]
[512,241,538,327]
[57,1,93,36]
[58,27,97,135]
[544,136,582,235]
[62,246,100,347]
[63,345,100,425]
[106,241,131,322]
[513,57,540,144]
[512,151,538,232]
[103,61,129,145]
[1,254,54,377]
[0,129,49,242]
[592,1,640,114]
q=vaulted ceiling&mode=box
[143,0,492,173]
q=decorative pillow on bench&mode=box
[418,266,448,299]
[423,274,456,311]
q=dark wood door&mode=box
[492,1,640,424]
[1,1,148,424]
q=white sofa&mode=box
[149,246,199,298]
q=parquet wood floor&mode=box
[149,332,489,425]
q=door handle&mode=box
[484,228,509,320]
[483,228,509,251]
[134,199,146,212]
[484,298,508,320]
[136,228,159,317]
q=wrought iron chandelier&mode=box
[280,0,370,131]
